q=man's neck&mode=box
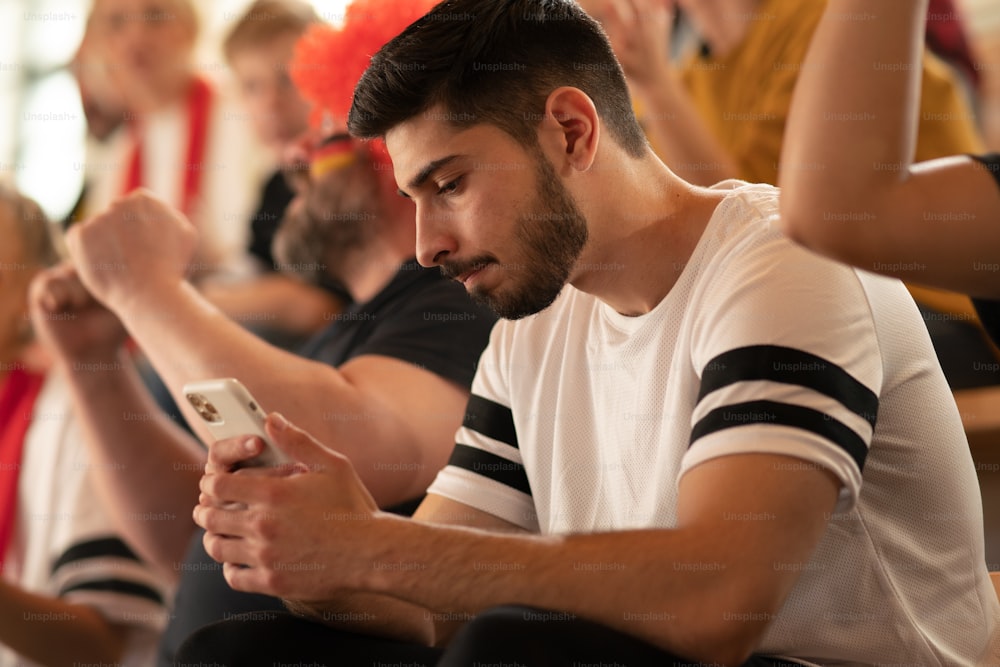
[570,158,728,317]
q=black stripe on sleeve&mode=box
[52,537,140,575]
[690,399,869,472]
[463,395,519,448]
[59,579,164,606]
[447,443,532,496]
[697,345,878,427]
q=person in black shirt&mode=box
[29,134,495,665]
[778,0,1000,347]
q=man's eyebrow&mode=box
[406,155,464,191]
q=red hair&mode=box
[290,0,438,167]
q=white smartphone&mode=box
[182,378,289,469]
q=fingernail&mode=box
[271,412,289,431]
[243,437,257,452]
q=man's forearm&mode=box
[111,282,451,505]
[0,580,127,667]
[63,348,203,576]
[200,274,344,336]
[355,517,761,664]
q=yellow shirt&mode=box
[679,0,983,186]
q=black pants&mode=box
[176,605,802,666]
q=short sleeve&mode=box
[681,213,884,513]
[345,278,496,389]
[427,321,539,531]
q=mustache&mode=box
[440,256,498,281]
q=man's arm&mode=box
[0,581,130,667]
[197,414,839,665]
[200,433,527,647]
[65,192,468,507]
[779,0,1000,299]
[285,494,529,647]
[30,265,205,577]
[200,273,345,336]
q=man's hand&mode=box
[65,190,198,314]
[195,413,380,601]
[28,263,128,365]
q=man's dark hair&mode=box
[348,0,647,158]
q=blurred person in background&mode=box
[28,2,489,663]
[65,6,129,227]
[578,0,1000,390]
[82,0,261,281]
[0,183,168,667]
[199,0,347,347]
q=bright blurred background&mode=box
[0,0,352,221]
[2,0,1000,221]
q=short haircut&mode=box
[348,0,647,158]
[223,0,320,62]
[0,183,59,269]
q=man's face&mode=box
[91,0,195,101]
[386,110,588,320]
[273,143,380,287]
[229,32,312,152]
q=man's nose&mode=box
[414,206,459,268]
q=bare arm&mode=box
[200,273,345,336]
[29,266,204,577]
[66,192,467,507]
[197,415,839,664]
[779,0,1000,298]
[283,494,528,647]
[118,282,464,505]
[0,580,128,667]
[201,432,527,646]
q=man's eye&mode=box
[437,177,462,195]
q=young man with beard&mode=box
[28,136,494,665]
[181,0,998,665]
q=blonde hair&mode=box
[223,0,319,62]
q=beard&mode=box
[442,154,588,320]
[272,166,381,287]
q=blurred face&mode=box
[229,32,312,152]
[0,207,33,362]
[91,0,196,108]
[387,110,588,320]
[273,139,382,287]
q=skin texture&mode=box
[778,0,1000,299]
[28,182,468,578]
[194,87,842,665]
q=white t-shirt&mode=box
[428,182,1000,665]
[1,374,170,667]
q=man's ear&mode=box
[539,87,600,173]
